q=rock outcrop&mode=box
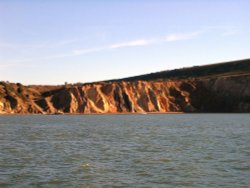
[1,59,250,114]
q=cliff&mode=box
[1,59,250,114]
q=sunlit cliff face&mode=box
[65,80,195,113]
[1,74,250,114]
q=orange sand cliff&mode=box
[1,59,250,114]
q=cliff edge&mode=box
[1,59,250,114]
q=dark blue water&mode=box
[0,114,249,187]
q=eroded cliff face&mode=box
[1,74,250,114]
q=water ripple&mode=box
[0,114,249,187]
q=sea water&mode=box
[0,114,249,187]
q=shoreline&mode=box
[1,112,249,116]
[0,112,184,115]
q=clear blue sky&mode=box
[0,0,250,84]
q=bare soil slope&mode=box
[1,59,250,114]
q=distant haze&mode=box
[0,0,250,84]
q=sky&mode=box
[0,0,250,85]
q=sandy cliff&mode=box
[1,75,250,114]
[1,59,250,114]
